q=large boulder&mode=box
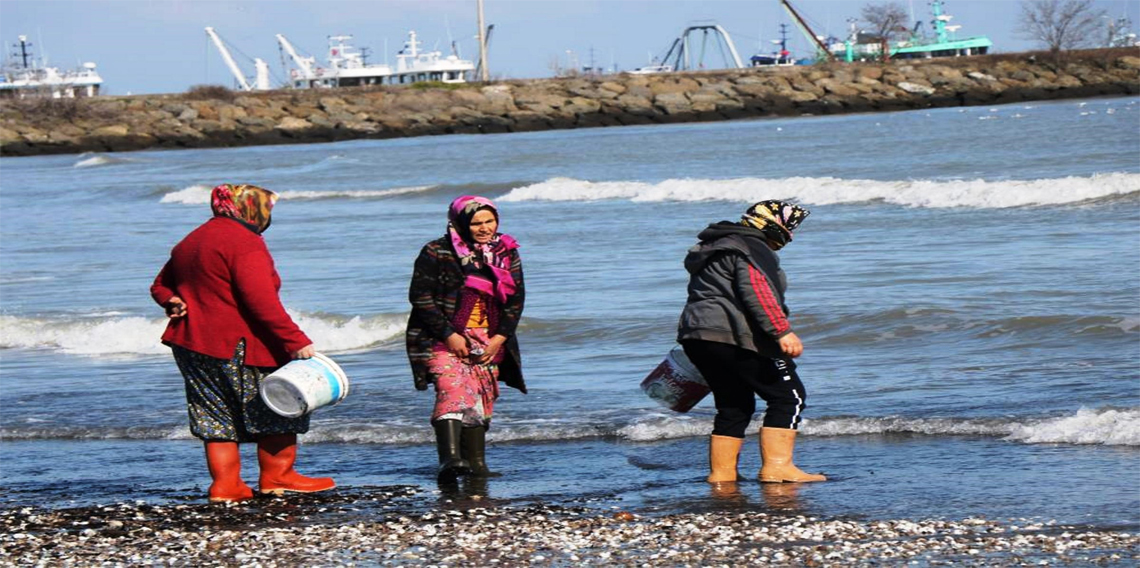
[276,117,313,131]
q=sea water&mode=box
[1,97,1138,527]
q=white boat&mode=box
[0,35,103,99]
[277,33,392,88]
[629,64,674,75]
[389,30,474,84]
[278,30,474,89]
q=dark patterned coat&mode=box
[406,236,527,393]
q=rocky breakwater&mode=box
[1,49,1137,157]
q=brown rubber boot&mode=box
[204,441,254,503]
[707,435,743,483]
[257,433,336,495]
[758,427,826,483]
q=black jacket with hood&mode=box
[676,222,793,358]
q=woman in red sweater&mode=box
[151,183,334,503]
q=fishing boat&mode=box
[750,24,798,67]
[889,0,992,59]
[779,0,991,63]
[389,30,475,84]
[0,35,103,99]
[277,30,474,89]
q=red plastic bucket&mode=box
[640,346,709,413]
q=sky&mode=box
[1,0,1137,95]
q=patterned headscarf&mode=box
[211,183,278,233]
[447,195,519,303]
[740,200,810,250]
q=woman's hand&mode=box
[164,297,188,318]
[291,344,315,359]
[779,332,803,358]
[473,335,507,364]
[446,333,470,357]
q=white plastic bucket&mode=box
[640,346,710,413]
[260,353,350,418]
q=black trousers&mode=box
[681,339,807,438]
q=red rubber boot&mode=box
[257,434,336,495]
[204,441,254,503]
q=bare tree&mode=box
[1018,0,1107,56]
[861,2,910,60]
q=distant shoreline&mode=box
[1,48,1137,158]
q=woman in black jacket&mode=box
[677,200,826,484]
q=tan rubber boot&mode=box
[758,427,826,483]
[707,434,743,483]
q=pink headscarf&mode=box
[447,196,519,303]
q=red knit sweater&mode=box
[151,217,311,367]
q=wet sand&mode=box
[2,485,1136,566]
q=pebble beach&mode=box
[2,486,1137,567]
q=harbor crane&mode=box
[659,24,745,72]
[275,33,318,83]
[204,27,271,91]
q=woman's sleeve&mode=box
[231,247,312,352]
[730,254,792,339]
[150,260,176,306]
[409,245,456,341]
[496,249,525,337]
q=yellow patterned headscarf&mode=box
[210,183,278,233]
[740,200,809,250]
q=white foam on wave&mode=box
[1106,316,1140,333]
[499,173,1140,208]
[0,311,406,357]
[159,184,437,204]
[276,185,437,200]
[74,154,129,168]
[159,184,212,204]
[0,425,193,441]
[290,311,407,352]
[617,407,1140,446]
[0,314,170,356]
[7,407,1136,445]
[1005,407,1140,446]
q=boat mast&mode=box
[205,27,253,91]
[13,35,32,69]
[931,0,950,44]
[779,0,834,61]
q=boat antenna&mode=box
[445,13,455,53]
[37,28,47,68]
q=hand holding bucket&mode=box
[260,353,350,418]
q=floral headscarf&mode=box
[740,200,810,250]
[447,195,519,303]
[211,183,278,233]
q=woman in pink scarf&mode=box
[406,196,527,482]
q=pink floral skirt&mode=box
[428,327,502,427]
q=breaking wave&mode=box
[5,407,1135,447]
[498,173,1140,208]
[73,154,132,168]
[159,184,439,205]
[0,311,406,357]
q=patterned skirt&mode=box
[171,340,309,442]
[428,327,502,427]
